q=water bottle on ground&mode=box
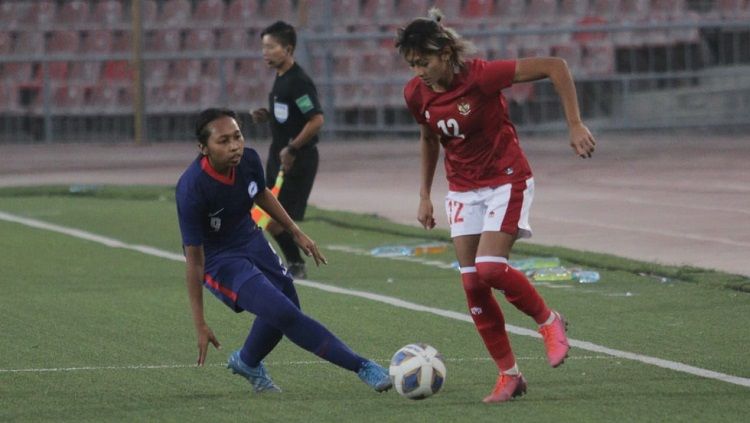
[531,267,572,282]
[572,269,600,284]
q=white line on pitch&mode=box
[1,210,748,388]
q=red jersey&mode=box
[404,59,532,192]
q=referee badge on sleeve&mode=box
[274,102,289,123]
[295,94,314,113]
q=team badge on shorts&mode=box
[457,100,471,116]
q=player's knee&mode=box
[461,270,491,299]
[475,261,510,287]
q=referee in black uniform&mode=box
[251,21,323,279]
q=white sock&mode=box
[502,363,520,376]
[541,311,557,326]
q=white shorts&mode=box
[445,178,534,239]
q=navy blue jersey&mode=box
[176,147,267,258]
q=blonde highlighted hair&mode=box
[395,8,477,70]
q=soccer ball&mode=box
[389,343,446,400]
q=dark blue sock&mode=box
[237,276,365,372]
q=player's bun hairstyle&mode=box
[261,20,297,51]
[395,8,476,70]
[195,108,238,145]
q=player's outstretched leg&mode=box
[538,311,570,367]
[482,372,528,403]
[227,350,282,393]
[357,360,392,392]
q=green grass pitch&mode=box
[0,186,748,422]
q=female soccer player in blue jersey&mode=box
[176,108,391,394]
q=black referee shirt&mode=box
[268,62,323,151]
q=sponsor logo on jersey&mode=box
[457,100,471,116]
[274,101,289,123]
[295,94,314,114]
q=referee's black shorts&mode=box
[266,146,319,221]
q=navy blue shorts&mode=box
[203,230,293,312]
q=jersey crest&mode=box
[457,100,471,116]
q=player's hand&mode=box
[569,122,596,158]
[279,147,296,172]
[292,230,328,266]
[417,198,436,230]
[251,108,270,124]
[195,323,221,367]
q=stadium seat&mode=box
[141,0,159,24]
[218,28,248,50]
[93,0,123,25]
[650,0,686,20]
[261,0,294,20]
[715,0,750,19]
[20,0,56,27]
[102,60,132,81]
[494,0,526,23]
[360,0,395,23]
[0,1,23,30]
[47,31,80,54]
[396,0,429,17]
[14,31,45,55]
[82,30,113,54]
[589,0,620,20]
[582,41,615,75]
[148,29,182,52]
[193,0,225,23]
[69,62,102,82]
[0,31,11,55]
[144,60,170,83]
[0,83,20,113]
[524,0,557,23]
[112,30,132,52]
[462,0,494,18]
[573,16,609,43]
[147,82,185,111]
[234,58,265,78]
[559,0,588,22]
[172,60,202,84]
[619,0,650,21]
[2,63,34,82]
[87,84,120,111]
[225,0,260,22]
[54,84,86,111]
[432,0,461,17]
[332,0,360,23]
[203,59,235,80]
[160,0,192,26]
[57,0,90,25]
[361,52,391,76]
[184,29,216,51]
[184,82,221,108]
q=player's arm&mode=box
[514,57,595,158]
[418,123,440,230]
[280,113,324,172]
[184,245,221,366]
[254,188,328,266]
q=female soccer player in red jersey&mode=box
[397,9,596,403]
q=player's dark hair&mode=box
[195,108,237,145]
[261,20,297,51]
[395,8,476,70]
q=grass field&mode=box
[1,186,748,422]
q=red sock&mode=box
[475,257,551,325]
[461,269,516,371]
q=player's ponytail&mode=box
[395,8,476,70]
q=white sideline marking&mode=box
[1,211,748,388]
[1,356,614,374]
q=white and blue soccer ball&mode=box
[389,343,446,400]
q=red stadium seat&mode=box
[2,63,34,82]
[172,60,203,84]
[57,0,90,25]
[147,82,186,111]
[184,29,216,51]
[234,58,265,78]
[193,0,225,23]
[82,30,113,54]
[218,28,248,50]
[160,0,192,26]
[462,0,494,18]
[87,84,119,111]
[226,0,260,22]
[103,60,132,81]
[54,85,86,110]
[184,82,221,108]
[361,52,391,76]
[93,0,123,25]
